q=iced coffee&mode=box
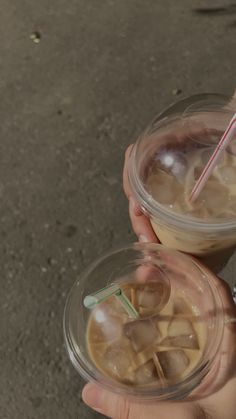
[64,243,224,399]
[128,95,236,257]
[87,282,206,387]
[146,145,236,255]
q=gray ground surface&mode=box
[0,1,236,418]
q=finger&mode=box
[189,271,236,399]
[195,261,236,313]
[129,197,159,243]
[123,145,134,199]
[123,145,159,241]
[82,383,199,419]
[123,145,143,217]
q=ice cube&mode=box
[93,308,123,342]
[194,146,225,180]
[173,297,191,315]
[134,360,159,384]
[164,318,199,349]
[124,318,160,352]
[137,286,162,309]
[194,166,203,181]
[168,318,194,336]
[158,350,189,379]
[201,147,215,166]
[160,335,199,350]
[199,182,229,215]
[147,170,182,205]
[155,150,188,178]
[171,158,188,178]
[104,295,130,318]
[105,343,132,379]
[168,317,195,336]
[216,166,236,185]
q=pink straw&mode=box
[189,112,236,203]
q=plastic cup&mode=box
[128,94,236,262]
[63,243,224,401]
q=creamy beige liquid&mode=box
[146,148,236,219]
[87,284,206,387]
[145,148,236,255]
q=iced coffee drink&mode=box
[64,244,224,400]
[128,94,236,257]
[146,145,236,255]
[87,282,206,387]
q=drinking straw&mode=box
[84,283,140,319]
[189,112,236,203]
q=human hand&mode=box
[82,274,236,419]
[123,145,159,244]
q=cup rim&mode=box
[63,243,224,400]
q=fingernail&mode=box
[82,384,103,413]
[139,234,149,243]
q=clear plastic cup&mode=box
[128,94,236,259]
[63,243,224,401]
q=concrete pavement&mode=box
[0,1,235,418]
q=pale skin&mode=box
[82,92,236,418]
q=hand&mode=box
[123,145,159,243]
[83,275,236,419]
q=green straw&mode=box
[83,283,139,319]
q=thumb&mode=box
[83,383,135,418]
[82,383,200,419]
[82,383,159,418]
